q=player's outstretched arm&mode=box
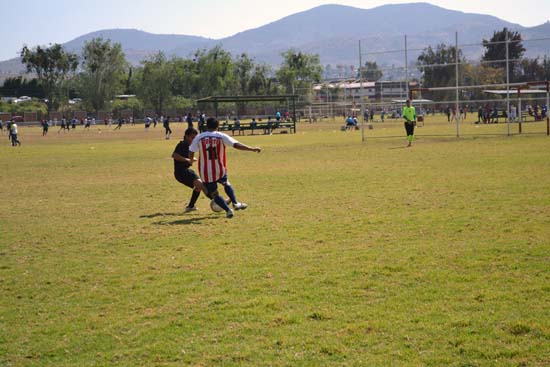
[234,143,261,153]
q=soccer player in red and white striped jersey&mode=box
[189,117,261,218]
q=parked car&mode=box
[14,96,32,103]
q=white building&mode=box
[313,80,416,102]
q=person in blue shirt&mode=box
[345,116,356,130]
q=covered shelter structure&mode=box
[484,82,550,135]
[197,94,298,122]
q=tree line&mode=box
[15,39,323,115]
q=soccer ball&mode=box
[210,199,223,212]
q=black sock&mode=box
[188,190,200,208]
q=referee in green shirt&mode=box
[402,99,416,147]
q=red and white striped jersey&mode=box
[189,131,238,183]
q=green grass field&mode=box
[1,117,549,366]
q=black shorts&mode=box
[404,122,415,136]
[175,169,199,189]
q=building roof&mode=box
[313,81,376,90]
[196,95,298,103]
[392,99,434,103]
[483,89,548,95]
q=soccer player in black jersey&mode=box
[172,128,204,212]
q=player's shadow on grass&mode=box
[388,146,408,150]
[152,216,217,225]
[139,212,181,219]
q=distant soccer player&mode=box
[172,128,204,212]
[402,99,416,147]
[114,116,124,130]
[189,117,261,218]
[58,118,67,133]
[41,120,49,136]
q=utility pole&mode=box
[359,40,366,142]
[455,31,460,138]
[506,31,511,136]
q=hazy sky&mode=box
[1,0,549,61]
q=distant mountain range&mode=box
[1,2,549,79]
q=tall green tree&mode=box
[276,49,322,96]
[461,63,505,100]
[170,57,199,97]
[193,46,235,97]
[20,44,78,112]
[248,64,275,95]
[482,28,525,81]
[417,44,464,87]
[234,53,254,95]
[517,58,544,82]
[417,44,465,101]
[359,61,383,81]
[78,37,128,113]
[125,67,134,95]
[542,56,550,80]
[482,28,525,65]
[136,52,174,115]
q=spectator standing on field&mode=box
[58,118,67,133]
[163,116,172,139]
[477,106,483,124]
[186,112,193,128]
[198,113,206,132]
[10,122,21,146]
[345,116,356,130]
[6,121,12,141]
[510,105,517,122]
[402,99,416,148]
[189,117,261,218]
[42,120,49,136]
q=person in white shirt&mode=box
[10,122,21,146]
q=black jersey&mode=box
[173,140,191,172]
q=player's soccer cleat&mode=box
[226,209,234,218]
[184,206,198,213]
[233,202,248,210]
